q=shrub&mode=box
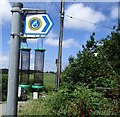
[19,83,119,116]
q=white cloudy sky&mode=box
[65,3,106,30]
[0,0,119,71]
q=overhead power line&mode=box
[51,1,116,30]
[65,14,115,30]
[51,0,60,13]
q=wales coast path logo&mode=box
[24,14,53,36]
[28,17,42,31]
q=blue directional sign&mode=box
[24,14,53,36]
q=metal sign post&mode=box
[6,2,53,115]
[6,2,23,115]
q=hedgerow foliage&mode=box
[19,83,119,116]
[19,28,120,116]
[61,32,119,89]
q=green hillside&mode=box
[1,72,55,101]
[44,73,55,91]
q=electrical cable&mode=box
[97,46,120,88]
[51,0,60,13]
[65,14,115,30]
[51,0,116,30]
[97,46,118,76]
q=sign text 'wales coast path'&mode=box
[24,14,53,36]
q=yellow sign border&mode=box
[28,17,42,31]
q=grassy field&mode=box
[1,72,55,101]
[44,73,56,91]
[29,73,55,91]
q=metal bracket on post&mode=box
[11,33,21,38]
[11,9,23,14]
[22,8,47,14]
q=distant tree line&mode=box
[1,69,8,74]
[1,69,55,74]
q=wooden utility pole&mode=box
[56,0,65,91]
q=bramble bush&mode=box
[19,83,119,116]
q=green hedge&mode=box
[19,83,119,116]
